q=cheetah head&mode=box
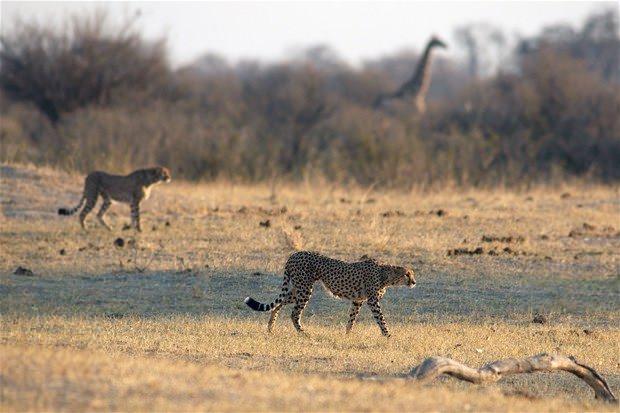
[383,265,416,288]
[155,166,172,183]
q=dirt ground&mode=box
[1,163,618,411]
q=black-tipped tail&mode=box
[58,195,86,216]
[245,297,273,312]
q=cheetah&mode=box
[245,251,416,336]
[58,167,171,231]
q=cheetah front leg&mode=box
[346,301,363,334]
[367,296,390,337]
[130,199,142,232]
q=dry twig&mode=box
[409,353,617,403]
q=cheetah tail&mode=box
[58,195,86,216]
[244,297,275,311]
[244,278,291,312]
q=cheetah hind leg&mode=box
[291,286,313,334]
[97,195,112,231]
[267,292,294,333]
[79,196,97,231]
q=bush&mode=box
[443,49,620,182]
[1,9,619,187]
[0,12,169,124]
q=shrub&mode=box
[0,12,169,124]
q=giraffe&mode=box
[374,36,447,113]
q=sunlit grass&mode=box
[0,163,618,411]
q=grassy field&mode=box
[1,163,619,411]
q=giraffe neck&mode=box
[412,43,436,99]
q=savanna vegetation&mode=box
[1,9,618,187]
[1,6,619,412]
[0,164,619,411]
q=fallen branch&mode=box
[409,353,617,403]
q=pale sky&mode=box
[1,1,615,67]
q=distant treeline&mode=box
[1,9,618,186]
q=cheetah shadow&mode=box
[2,268,617,327]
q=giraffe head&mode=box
[429,36,448,49]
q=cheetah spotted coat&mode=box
[58,167,171,231]
[245,251,416,336]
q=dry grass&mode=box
[1,163,619,411]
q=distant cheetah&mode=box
[245,251,416,336]
[58,167,171,231]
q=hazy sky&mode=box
[1,1,615,67]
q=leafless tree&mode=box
[0,11,169,124]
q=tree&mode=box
[0,11,169,124]
[454,23,507,78]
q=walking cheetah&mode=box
[58,167,171,231]
[245,251,416,336]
